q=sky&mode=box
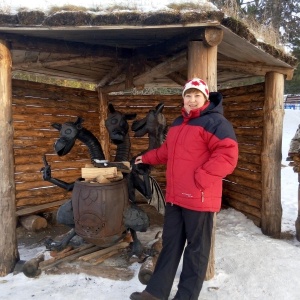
[0,108,300,300]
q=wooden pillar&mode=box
[187,28,223,280]
[0,39,19,276]
[97,89,110,160]
[188,42,217,91]
[261,71,284,238]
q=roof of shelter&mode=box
[0,5,297,90]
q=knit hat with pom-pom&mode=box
[182,78,209,100]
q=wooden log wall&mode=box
[222,83,264,226]
[108,82,265,227]
[12,79,100,210]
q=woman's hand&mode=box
[135,155,143,164]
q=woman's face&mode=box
[183,90,207,114]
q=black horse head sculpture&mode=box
[132,102,167,151]
[105,103,136,162]
[52,117,106,162]
[105,103,136,145]
[127,103,167,204]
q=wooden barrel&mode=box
[72,178,129,247]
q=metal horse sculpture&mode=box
[105,103,167,254]
[105,102,166,211]
[129,102,167,214]
[41,103,166,254]
[41,115,142,253]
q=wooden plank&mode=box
[224,197,261,219]
[223,180,262,200]
[81,167,117,179]
[226,174,262,190]
[16,199,69,216]
[14,56,111,69]
[79,241,129,264]
[218,60,294,79]
[103,51,187,93]
[39,244,101,271]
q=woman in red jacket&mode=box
[130,78,238,300]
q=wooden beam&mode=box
[12,69,98,83]
[13,56,112,70]
[217,74,263,85]
[136,28,199,58]
[137,26,221,59]
[134,51,187,86]
[102,51,187,93]
[145,61,186,86]
[1,33,130,58]
[16,199,68,216]
[0,39,18,276]
[203,28,224,47]
[96,63,126,88]
[164,71,186,86]
[218,60,294,80]
[261,71,284,238]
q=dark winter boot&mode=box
[130,290,159,300]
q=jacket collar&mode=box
[181,101,210,120]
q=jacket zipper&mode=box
[201,191,204,202]
[171,122,186,201]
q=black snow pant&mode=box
[145,203,214,300]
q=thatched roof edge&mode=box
[0,10,297,67]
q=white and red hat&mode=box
[182,78,209,100]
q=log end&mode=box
[22,254,45,278]
[19,215,48,231]
[138,256,156,285]
[138,267,153,285]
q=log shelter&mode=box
[0,5,298,275]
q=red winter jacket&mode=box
[142,92,238,212]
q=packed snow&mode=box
[0,109,299,300]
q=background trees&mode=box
[210,0,300,94]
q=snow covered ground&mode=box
[0,109,299,300]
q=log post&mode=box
[261,71,284,237]
[97,89,109,159]
[0,39,19,276]
[187,28,222,280]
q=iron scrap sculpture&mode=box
[129,102,167,214]
[41,103,166,256]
